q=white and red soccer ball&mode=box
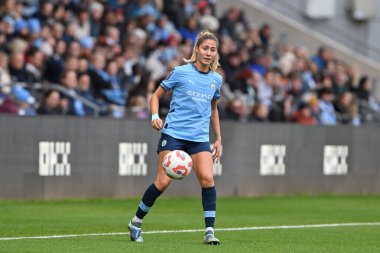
[162,150,193,180]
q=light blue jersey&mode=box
[160,63,222,142]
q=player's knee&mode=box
[154,179,171,192]
[199,175,214,188]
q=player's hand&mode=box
[212,139,221,162]
[151,118,163,130]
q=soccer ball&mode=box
[162,150,193,180]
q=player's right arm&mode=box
[150,86,167,130]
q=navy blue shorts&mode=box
[157,133,211,155]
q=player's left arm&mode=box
[211,99,222,162]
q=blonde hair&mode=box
[184,30,220,72]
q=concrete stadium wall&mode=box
[1,116,380,199]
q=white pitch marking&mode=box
[1,222,380,241]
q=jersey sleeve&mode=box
[212,74,223,100]
[160,68,179,91]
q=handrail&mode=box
[1,82,108,117]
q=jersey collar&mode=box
[191,63,210,75]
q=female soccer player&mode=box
[128,30,222,245]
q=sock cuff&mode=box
[206,227,214,232]
[202,186,216,194]
[204,211,216,217]
[151,183,163,195]
[139,201,151,212]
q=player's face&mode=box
[196,39,218,68]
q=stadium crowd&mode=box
[0,0,379,125]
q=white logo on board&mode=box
[119,143,148,176]
[260,145,286,176]
[323,145,348,175]
[39,142,71,176]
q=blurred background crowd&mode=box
[0,0,379,126]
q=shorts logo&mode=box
[161,140,167,147]
[211,83,216,90]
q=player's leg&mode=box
[129,150,172,242]
[190,149,220,245]
[129,133,183,242]
[133,151,172,221]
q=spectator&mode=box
[150,14,176,45]
[257,68,275,108]
[250,102,269,122]
[67,41,82,58]
[219,6,248,41]
[312,46,334,71]
[199,4,219,32]
[79,36,94,59]
[128,70,155,106]
[179,16,199,45]
[25,48,44,83]
[356,76,379,123]
[33,1,54,26]
[87,53,113,100]
[44,40,66,83]
[52,4,66,24]
[162,0,189,29]
[0,85,36,116]
[318,87,337,125]
[223,51,243,85]
[224,97,248,121]
[243,24,261,52]
[333,91,360,125]
[103,60,126,106]
[37,90,65,115]
[269,96,292,122]
[0,51,11,87]
[356,76,375,103]
[77,73,104,116]
[9,51,30,84]
[258,23,272,53]
[230,68,252,94]
[60,70,86,116]
[62,22,76,43]
[127,95,148,119]
[73,8,90,40]
[13,19,29,39]
[286,72,304,109]
[346,64,360,92]
[64,56,78,72]
[77,74,93,99]
[89,1,104,37]
[77,57,89,75]
[333,70,349,97]
[318,72,334,89]
[249,50,270,76]
[292,102,317,125]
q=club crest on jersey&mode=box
[161,140,167,146]
[211,83,216,90]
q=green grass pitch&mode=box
[1,195,380,252]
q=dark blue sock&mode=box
[136,183,162,219]
[202,186,216,228]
